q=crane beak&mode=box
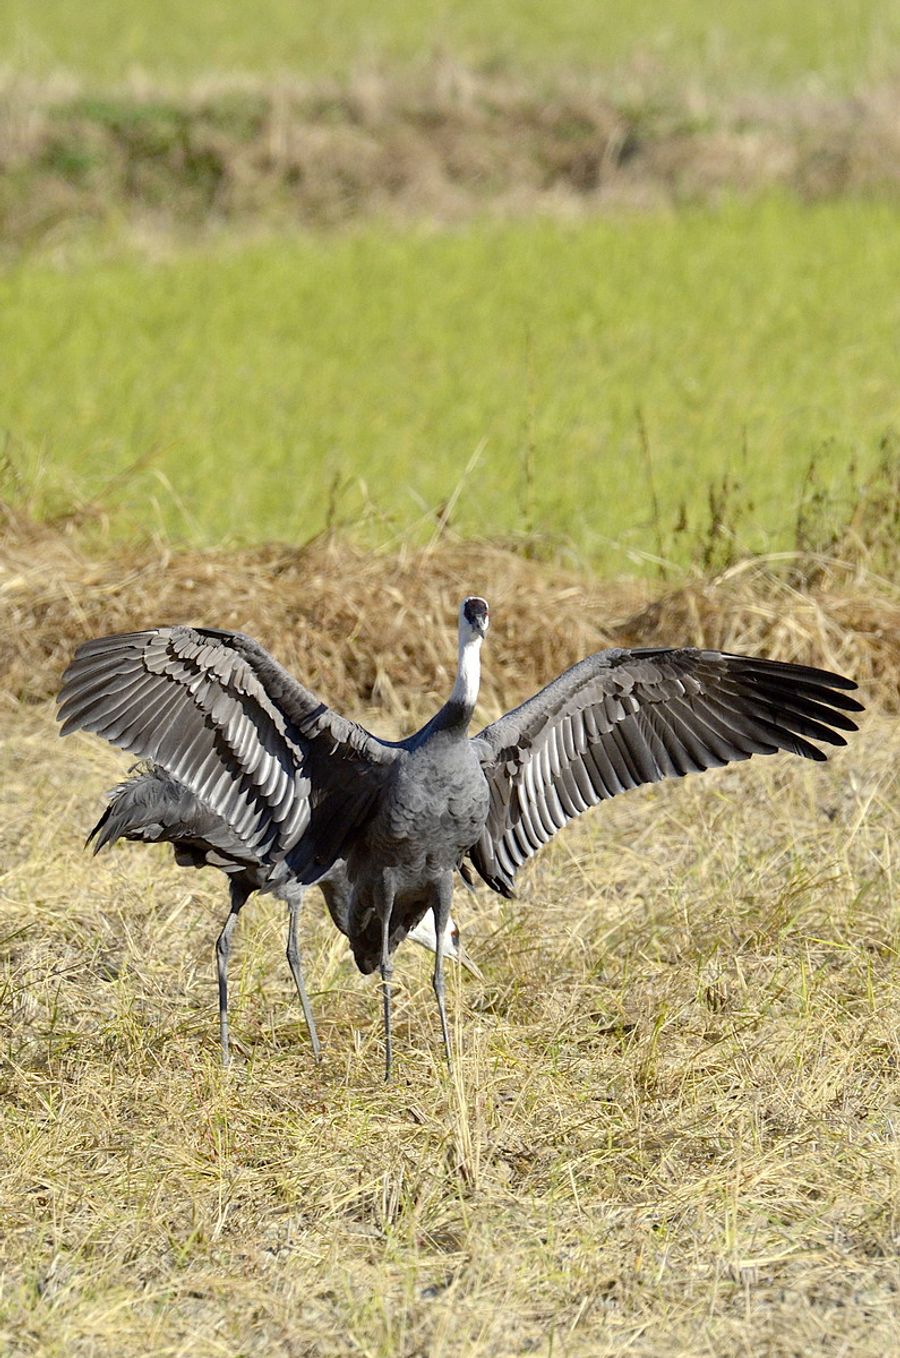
[455,941,484,981]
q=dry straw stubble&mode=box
[0,524,897,1355]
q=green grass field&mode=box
[3,198,898,568]
[3,0,900,87]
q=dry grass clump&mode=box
[1,510,897,724]
[1,523,646,723]
[6,64,900,241]
[618,555,900,714]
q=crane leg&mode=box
[286,892,321,1062]
[380,890,395,1083]
[215,883,247,1067]
[432,877,453,1071]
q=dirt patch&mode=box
[4,65,900,242]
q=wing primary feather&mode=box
[58,662,144,711]
[59,669,158,735]
[700,691,828,761]
[735,691,855,744]
[90,676,178,743]
[699,691,791,753]
[721,654,859,690]
[665,696,752,767]
[679,697,756,761]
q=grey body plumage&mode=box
[59,595,862,1077]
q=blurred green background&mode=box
[2,1,898,569]
[3,0,898,86]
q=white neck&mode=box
[449,629,482,715]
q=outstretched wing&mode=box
[58,626,398,871]
[469,647,863,897]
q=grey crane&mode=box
[85,764,480,1064]
[57,597,862,1078]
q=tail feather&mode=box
[87,767,215,849]
[349,899,429,975]
[86,766,266,880]
[87,770,180,853]
[87,800,137,853]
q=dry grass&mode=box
[2,521,898,717]
[6,65,900,242]
[0,531,897,1354]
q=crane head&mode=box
[407,910,484,980]
[461,596,490,640]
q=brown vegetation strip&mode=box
[4,65,900,240]
[2,514,897,719]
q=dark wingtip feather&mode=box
[724,653,862,694]
[85,810,108,852]
[486,872,516,899]
[725,651,854,679]
[72,631,155,660]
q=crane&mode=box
[58,597,862,1077]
